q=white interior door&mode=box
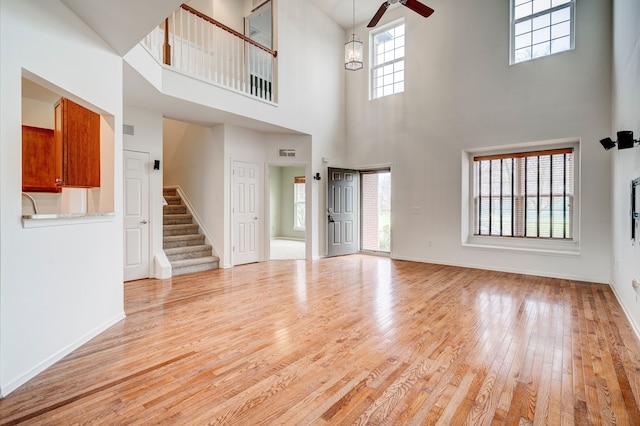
[233,161,262,265]
[327,167,359,257]
[123,150,150,281]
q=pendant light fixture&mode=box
[345,0,363,71]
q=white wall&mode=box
[610,0,640,333]
[346,0,613,282]
[123,106,167,278]
[185,0,245,33]
[0,0,124,396]
[269,166,283,237]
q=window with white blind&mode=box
[474,147,574,239]
[511,0,575,64]
[464,141,580,254]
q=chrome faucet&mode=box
[22,192,39,215]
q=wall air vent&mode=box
[279,148,296,157]
[123,124,135,136]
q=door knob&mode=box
[140,220,148,224]
[254,217,259,220]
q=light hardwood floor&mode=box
[1,255,640,425]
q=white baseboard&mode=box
[391,254,608,284]
[1,312,125,398]
[609,283,640,343]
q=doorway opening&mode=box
[361,169,391,254]
[269,166,306,260]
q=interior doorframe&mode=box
[264,162,310,261]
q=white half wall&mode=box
[0,0,124,396]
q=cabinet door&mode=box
[22,125,62,193]
[59,98,100,188]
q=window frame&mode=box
[293,176,306,232]
[462,139,580,255]
[510,0,576,65]
[369,18,406,100]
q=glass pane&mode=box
[514,47,532,62]
[551,36,571,53]
[515,20,532,36]
[295,204,305,229]
[479,197,490,234]
[394,71,403,83]
[361,172,391,251]
[551,7,570,24]
[515,33,531,49]
[532,0,551,14]
[551,195,565,238]
[394,81,404,94]
[539,195,551,238]
[526,196,538,236]
[395,61,405,72]
[532,41,550,58]
[533,27,550,45]
[551,21,570,39]
[396,46,405,59]
[552,0,570,6]
[515,2,533,19]
[502,198,513,236]
[532,14,551,30]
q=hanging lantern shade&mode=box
[345,34,363,71]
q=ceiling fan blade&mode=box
[367,2,390,28]
[401,0,434,18]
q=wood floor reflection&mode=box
[1,255,640,425]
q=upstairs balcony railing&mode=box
[143,4,277,102]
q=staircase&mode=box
[163,187,219,276]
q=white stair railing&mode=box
[142,4,277,103]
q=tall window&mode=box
[473,148,574,239]
[293,176,305,231]
[511,0,574,64]
[371,20,405,99]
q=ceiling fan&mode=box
[367,0,434,28]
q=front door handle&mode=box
[328,215,335,223]
[140,220,148,224]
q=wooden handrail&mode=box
[180,4,277,58]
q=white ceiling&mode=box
[309,0,393,29]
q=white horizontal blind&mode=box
[474,148,574,239]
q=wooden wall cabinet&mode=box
[22,125,62,193]
[22,98,100,192]
[55,98,100,188]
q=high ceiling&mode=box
[309,0,398,30]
